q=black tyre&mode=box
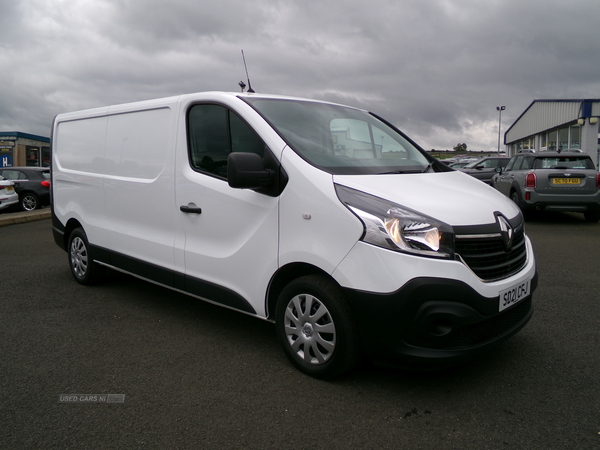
[275,275,360,379]
[584,211,600,223]
[510,190,521,209]
[21,193,39,211]
[67,227,104,285]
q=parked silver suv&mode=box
[492,151,600,222]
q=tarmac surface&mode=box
[1,211,599,449]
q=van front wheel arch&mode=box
[67,227,105,285]
[275,275,360,379]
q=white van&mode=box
[51,92,537,378]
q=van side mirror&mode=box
[227,152,274,190]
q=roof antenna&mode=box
[240,49,255,93]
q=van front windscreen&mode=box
[244,98,431,175]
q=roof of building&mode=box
[0,131,50,143]
[505,99,600,144]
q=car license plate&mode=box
[499,279,531,312]
[6,186,13,192]
[552,178,580,185]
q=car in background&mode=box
[0,176,19,211]
[448,160,475,169]
[491,151,600,222]
[458,156,511,184]
[0,167,51,211]
[442,156,479,167]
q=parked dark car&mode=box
[448,160,476,169]
[458,156,511,184]
[0,167,51,211]
[491,151,600,222]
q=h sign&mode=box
[1,155,12,167]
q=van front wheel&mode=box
[68,227,104,285]
[275,275,359,379]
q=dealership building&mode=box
[0,131,50,168]
[504,99,600,166]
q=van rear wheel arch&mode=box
[62,219,83,250]
[67,225,105,285]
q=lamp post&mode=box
[496,106,506,153]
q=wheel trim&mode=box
[284,294,336,365]
[70,237,88,277]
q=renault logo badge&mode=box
[498,215,513,251]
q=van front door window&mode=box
[188,104,266,179]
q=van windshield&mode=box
[244,97,431,175]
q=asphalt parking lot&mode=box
[1,211,599,449]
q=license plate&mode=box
[552,178,580,185]
[6,186,13,192]
[499,279,531,312]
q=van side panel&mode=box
[102,107,178,271]
[53,115,109,247]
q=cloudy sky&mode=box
[2,0,600,151]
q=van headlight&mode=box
[335,184,455,259]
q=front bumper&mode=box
[343,272,538,369]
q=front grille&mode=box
[455,225,527,281]
[437,298,532,349]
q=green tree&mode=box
[453,143,467,152]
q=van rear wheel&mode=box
[275,275,359,379]
[68,227,104,285]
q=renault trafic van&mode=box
[51,92,537,378]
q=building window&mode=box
[548,130,558,151]
[558,126,569,151]
[570,124,580,149]
[540,133,547,150]
[26,147,39,166]
[42,147,50,167]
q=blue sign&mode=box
[1,155,12,167]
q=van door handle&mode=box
[180,204,202,214]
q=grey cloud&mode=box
[1,0,600,151]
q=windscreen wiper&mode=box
[380,168,424,175]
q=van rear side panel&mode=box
[53,114,109,246]
[53,102,179,272]
[102,107,178,271]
